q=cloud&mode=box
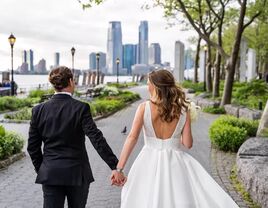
[0,0,196,70]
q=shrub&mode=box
[203,106,226,114]
[28,89,54,99]
[0,126,24,160]
[4,108,32,121]
[0,97,33,112]
[209,115,259,152]
[181,80,204,93]
[209,123,247,152]
[90,99,124,115]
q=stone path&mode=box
[0,86,247,207]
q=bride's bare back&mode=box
[149,102,180,140]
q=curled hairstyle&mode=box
[148,69,189,123]
[49,66,73,91]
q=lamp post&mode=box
[116,58,120,84]
[8,33,16,96]
[71,47,75,74]
[203,45,208,92]
[96,53,100,85]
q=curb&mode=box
[0,152,26,170]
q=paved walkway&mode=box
[0,86,246,207]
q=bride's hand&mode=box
[111,170,127,186]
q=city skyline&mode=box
[0,0,195,71]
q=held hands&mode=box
[111,170,127,187]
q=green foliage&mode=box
[181,80,204,93]
[209,115,259,152]
[0,97,33,112]
[107,82,138,88]
[230,166,261,208]
[4,108,32,121]
[202,106,226,114]
[88,90,140,117]
[0,126,24,160]
[28,89,54,99]
[232,80,268,109]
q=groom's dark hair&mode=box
[49,66,73,91]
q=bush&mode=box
[232,80,268,109]
[4,108,32,121]
[181,80,204,93]
[90,99,124,116]
[209,123,247,152]
[209,115,259,152]
[202,106,226,114]
[0,126,24,160]
[28,89,54,99]
[107,82,138,88]
[0,97,33,112]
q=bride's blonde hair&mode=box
[148,69,189,123]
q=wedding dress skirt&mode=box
[121,101,239,208]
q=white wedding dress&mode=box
[121,101,239,208]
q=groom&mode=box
[27,66,125,208]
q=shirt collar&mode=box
[54,91,72,97]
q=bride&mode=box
[113,69,239,208]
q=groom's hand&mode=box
[111,170,127,186]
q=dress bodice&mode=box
[142,101,186,150]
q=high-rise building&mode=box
[22,50,27,63]
[149,43,161,65]
[106,21,123,74]
[138,21,148,65]
[184,49,195,69]
[174,40,185,83]
[89,52,96,69]
[134,44,139,64]
[27,49,34,72]
[54,52,60,67]
[98,52,106,73]
[123,44,136,75]
[35,59,47,73]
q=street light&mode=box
[71,47,75,74]
[8,33,16,96]
[96,53,100,85]
[116,58,120,84]
[203,45,208,92]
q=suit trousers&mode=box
[42,183,90,208]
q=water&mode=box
[0,74,133,92]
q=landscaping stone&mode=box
[257,100,268,137]
[0,152,26,170]
[237,137,268,208]
[224,104,240,117]
[198,99,220,108]
[238,108,262,120]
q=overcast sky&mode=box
[0,0,196,70]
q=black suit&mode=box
[27,93,118,208]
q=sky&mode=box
[0,0,196,71]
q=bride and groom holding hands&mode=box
[27,66,239,208]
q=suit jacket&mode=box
[27,93,118,186]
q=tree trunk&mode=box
[206,46,213,92]
[213,51,221,97]
[221,0,248,106]
[213,23,223,98]
[194,37,201,83]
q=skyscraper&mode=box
[149,43,161,65]
[22,50,27,63]
[35,59,47,73]
[123,44,136,75]
[54,52,60,67]
[89,52,96,69]
[106,21,123,74]
[138,21,148,64]
[27,49,34,72]
[98,52,106,73]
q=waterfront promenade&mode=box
[0,85,246,208]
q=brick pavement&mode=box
[0,86,248,207]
